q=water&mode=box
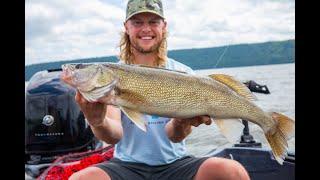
[185,63,295,156]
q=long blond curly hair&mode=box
[118,31,168,67]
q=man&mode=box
[70,0,250,179]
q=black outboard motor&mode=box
[244,80,270,94]
[25,69,102,178]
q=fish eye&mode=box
[75,64,84,69]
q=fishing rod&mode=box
[214,44,229,68]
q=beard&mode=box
[131,39,162,54]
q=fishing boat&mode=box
[206,123,295,180]
[25,69,295,180]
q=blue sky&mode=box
[25,0,295,65]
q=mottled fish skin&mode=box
[99,63,273,131]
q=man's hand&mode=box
[172,116,212,127]
[166,115,212,143]
[75,90,107,127]
[75,90,123,144]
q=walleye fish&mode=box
[61,62,295,165]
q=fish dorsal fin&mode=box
[208,74,257,101]
[120,106,147,132]
[214,118,244,144]
[132,64,188,74]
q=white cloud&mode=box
[166,0,294,49]
[26,0,294,65]
[26,0,124,65]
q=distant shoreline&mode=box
[196,62,294,72]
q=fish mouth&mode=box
[61,64,75,85]
[61,64,77,76]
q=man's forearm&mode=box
[90,117,123,144]
[165,118,192,143]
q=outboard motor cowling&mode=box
[25,69,100,166]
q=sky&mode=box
[25,0,295,65]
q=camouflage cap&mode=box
[125,0,164,22]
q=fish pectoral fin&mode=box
[208,74,257,101]
[214,118,244,144]
[120,107,147,132]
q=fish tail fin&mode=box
[266,112,295,165]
